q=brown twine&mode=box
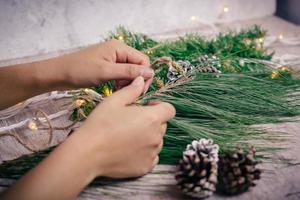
[34,109,53,145]
[0,108,79,153]
[151,56,183,74]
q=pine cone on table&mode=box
[217,145,261,195]
[175,139,219,199]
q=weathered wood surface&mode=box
[0,16,300,199]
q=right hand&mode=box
[76,76,176,178]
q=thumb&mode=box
[110,76,145,105]
[107,63,154,80]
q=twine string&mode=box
[0,109,79,153]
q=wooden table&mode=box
[0,16,300,199]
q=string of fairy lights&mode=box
[187,4,300,80]
[0,87,104,134]
[1,3,300,138]
[189,4,294,43]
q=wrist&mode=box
[65,129,104,178]
[4,130,100,200]
[30,56,73,93]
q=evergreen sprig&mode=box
[1,26,299,178]
[77,25,300,163]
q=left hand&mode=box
[57,39,154,91]
[0,39,153,109]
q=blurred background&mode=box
[0,0,299,66]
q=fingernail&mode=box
[140,68,154,79]
[132,76,144,86]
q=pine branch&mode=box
[1,25,300,178]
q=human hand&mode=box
[58,39,153,92]
[75,76,175,178]
[0,40,153,109]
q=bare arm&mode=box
[0,41,175,200]
[0,39,154,110]
[1,132,96,200]
[0,57,71,109]
[2,77,175,200]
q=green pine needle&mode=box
[1,25,300,178]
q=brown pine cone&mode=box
[175,139,219,198]
[217,145,261,195]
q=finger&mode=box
[114,76,152,92]
[157,140,164,154]
[145,101,176,122]
[106,62,154,80]
[114,80,131,91]
[151,156,159,169]
[109,76,145,105]
[117,80,131,87]
[148,156,159,173]
[161,123,167,137]
[143,77,153,94]
[115,42,151,66]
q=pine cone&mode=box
[175,139,219,199]
[197,66,220,74]
[217,145,261,195]
[167,67,181,83]
[167,60,195,83]
[197,55,222,71]
[178,60,195,74]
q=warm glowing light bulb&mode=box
[117,35,124,41]
[75,99,85,107]
[102,86,112,97]
[28,121,38,131]
[278,33,283,40]
[258,37,264,44]
[223,6,229,13]
[190,16,197,21]
[270,70,279,79]
[279,66,289,71]
[16,102,24,106]
[84,88,91,93]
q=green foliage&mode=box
[103,25,300,163]
[107,26,158,50]
[144,73,300,163]
[109,25,272,67]
[92,81,114,94]
[0,148,53,179]
[1,25,300,178]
